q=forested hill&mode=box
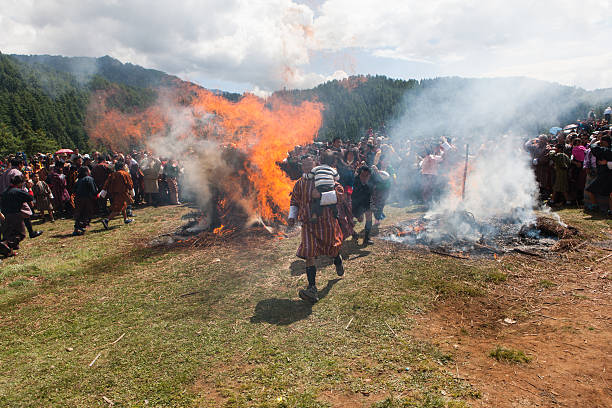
[11,54,176,90]
[0,53,171,155]
[279,75,612,141]
[2,52,612,156]
[0,53,253,155]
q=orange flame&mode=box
[85,88,169,151]
[213,225,225,235]
[447,160,474,199]
[338,75,368,92]
[85,80,323,222]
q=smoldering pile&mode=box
[384,210,578,259]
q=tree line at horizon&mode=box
[1,53,612,157]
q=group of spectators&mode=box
[525,117,612,214]
[1,112,612,260]
[0,150,183,257]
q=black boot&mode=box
[299,265,319,303]
[363,229,373,246]
[334,255,344,276]
[24,219,43,238]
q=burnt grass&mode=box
[0,205,609,407]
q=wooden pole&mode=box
[461,144,469,200]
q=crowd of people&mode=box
[0,150,183,257]
[1,112,612,265]
[525,118,612,213]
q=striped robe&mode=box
[290,177,344,259]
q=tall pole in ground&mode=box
[461,144,469,201]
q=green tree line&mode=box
[3,52,612,156]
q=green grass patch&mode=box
[483,270,507,283]
[0,205,485,407]
[538,279,556,289]
[489,346,532,364]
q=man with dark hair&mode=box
[0,159,42,238]
[352,166,374,245]
[92,156,112,214]
[332,137,343,151]
[548,143,572,206]
[140,155,162,206]
[308,150,339,223]
[288,155,345,304]
[73,167,98,236]
[101,162,134,230]
[0,175,34,257]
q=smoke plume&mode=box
[388,77,568,239]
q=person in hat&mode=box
[0,158,43,238]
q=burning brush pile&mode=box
[137,85,324,247]
[385,210,578,259]
[151,147,290,248]
[384,139,578,259]
[86,79,323,247]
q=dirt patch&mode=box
[413,248,612,407]
[191,378,228,405]
[318,390,380,408]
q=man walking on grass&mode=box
[101,162,134,230]
[288,153,345,304]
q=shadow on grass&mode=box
[582,211,611,221]
[289,240,371,276]
[250,279,341,325]
[89,225,121,233]
[0,242,167,312]
[49,225,121,238]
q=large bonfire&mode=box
[86,80,323,236]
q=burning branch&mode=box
[461,144,469,201]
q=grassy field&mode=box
[0,205,609,407]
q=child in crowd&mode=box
[31,173,54,222]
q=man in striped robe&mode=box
[288,154,345,303]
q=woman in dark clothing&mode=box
[73,167,98,235]
[0,175,33,257]
[47,164,70,216]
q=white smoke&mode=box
[145,101,231,229]
[429,135,538,223]
[388,78,553,240]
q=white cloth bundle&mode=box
[320,190,338,206]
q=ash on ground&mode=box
[149,211,288,248]
[383,210,578,258]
